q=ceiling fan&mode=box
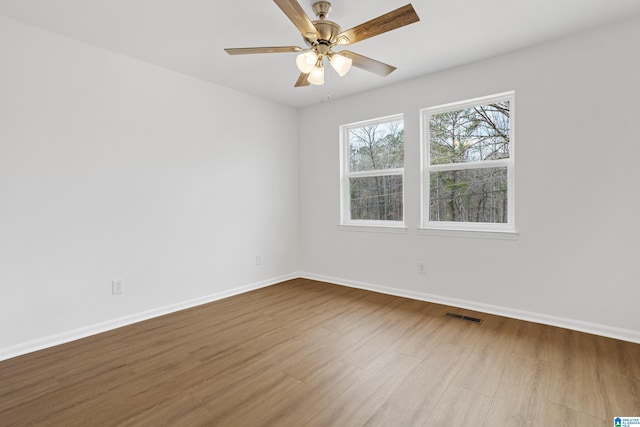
[224,0,420,87]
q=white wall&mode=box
[0,16,300,355]
[299,15,640,339]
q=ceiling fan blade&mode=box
[295,72,311,87]
[273,0,319,40]
[340,51,397,77]
[225,46,303,55]
[336,4,419,46]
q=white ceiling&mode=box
[2,0,640,108]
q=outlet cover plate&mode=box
[112,279,124,295]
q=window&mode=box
[340,115,404,228]
[421,92,515,234]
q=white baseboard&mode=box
[300,272,640,345]
[0,273,299,362]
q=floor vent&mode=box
[445,312,484,324]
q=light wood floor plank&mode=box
[303,349,421,426]
[483,353,552,425]
[363,342,468,426]
[423,384,493,427]
[263,360,364,426]
[451,317,519,397]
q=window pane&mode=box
[349,119,404,172]
[430,101,510,165]
[350,175,403,221]
[429,167,507,223]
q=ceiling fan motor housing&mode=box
[307,20,341,47]
[304,1,342,50]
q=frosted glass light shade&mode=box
[329,53,352,77]
[296,51,317,73]
[307,64,324,85]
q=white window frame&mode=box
[420,92,517,238]
[340,114,406,232]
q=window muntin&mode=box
[422,92,515,232]
[341,115,404,226]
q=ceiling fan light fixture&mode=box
[307,60,325,85]
[296,51,317,73]
[329,53,352,77]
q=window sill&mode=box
[338,224,408,234]
[418,227,518,240]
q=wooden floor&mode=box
[1,279,639,426]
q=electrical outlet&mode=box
[255,255,262,266]
[112,279,124,295]
[418,262,426,275]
